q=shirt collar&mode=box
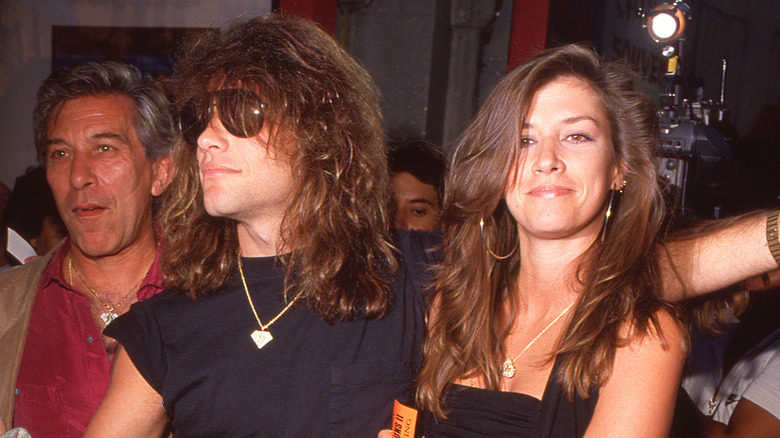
[38,237,165,299]
[39,239,72,291]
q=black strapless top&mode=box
[423,384,540,437]
[422,357,599,438]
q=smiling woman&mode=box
[415,44,685,437]
[506,76,623,242]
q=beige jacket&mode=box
[0,246,58,429]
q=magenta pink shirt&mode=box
[13,240,164,437]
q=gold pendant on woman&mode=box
[502,301,575,379]
[502,361,518,379]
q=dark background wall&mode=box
[338,0,513,147]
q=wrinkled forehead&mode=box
[47,93,140,140]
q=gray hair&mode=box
[33,61,174,164]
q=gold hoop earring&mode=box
[600,181,625,243]
[479,218,517,260]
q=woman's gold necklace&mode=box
[237,255,304,350]
[501,301,575,378]
[68,255,144,325]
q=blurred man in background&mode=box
[389,139,445,231]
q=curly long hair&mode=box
[160,14,396,321]
[417,44,678,416]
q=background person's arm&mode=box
[659,211,779,301]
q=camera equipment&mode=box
[655,65,733,218]
[640,2,734,219]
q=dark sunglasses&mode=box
[178,88,267,146]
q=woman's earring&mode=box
[479,218,518,260]
[600,181,625,243]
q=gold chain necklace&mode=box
[501,301,575,378]
[237,254,303,350]
[68,254,145,325]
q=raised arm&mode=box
[659,210,780,301]
[585,310,686,438]
[84,348,168,438]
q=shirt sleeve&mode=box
[741,334,780,421]
[104,298,168,394]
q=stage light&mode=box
[644,2,691,43]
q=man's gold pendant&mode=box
[251,330,273,349]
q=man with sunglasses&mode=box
[86,14,430,437]
[0,61,173,437]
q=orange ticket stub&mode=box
[391,400,419,438]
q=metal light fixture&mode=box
[641,2,734,219]
[644,2,691,43]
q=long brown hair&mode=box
[160,14,396,321]
[417,44,678,416]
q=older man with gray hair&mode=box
[0,61,173,437]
